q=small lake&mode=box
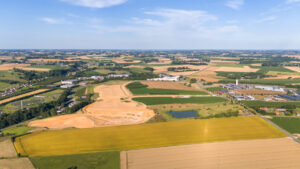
[169,110,199,119]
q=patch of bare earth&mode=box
[29,82,154,129]
[141,81,199,91]
[285,66,300,73]
[216,66,258,72]
[121,137,300,169]
[0,138,17,158]
[0,63,29,71]
[0,158,35,169]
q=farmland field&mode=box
[133,97,226,105]
[0,89,49,105]
[241,101,300,108]
[14,116,285,157]
[122,137,300,169]
[2,126,33,136]
[141,81,199,91]
[0,158,35,169]
[270,117,300,134]
[127,82,208,95]
[0,137,17,158]
[220,78,300,85]
[30,151,120,169]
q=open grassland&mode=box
[127,82,208,95]
[2,126,33,136]
[270,117,300,134]
[0,70,24,82]
[0,158,35,169]
[31,151,120,169]
[122,137,300,169]
[0,89,49,105]
[14,116,285,157]
[133,97,226,105]
[241,101,300,108]
[0,137,17,158]
[257,66,295,74]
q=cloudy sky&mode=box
[1,0,300,49]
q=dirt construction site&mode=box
[29,82,155,129]
[121,137,300,169]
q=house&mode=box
[107,74,130,78]
[61,80,78,85]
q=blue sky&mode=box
[1,0,300,49]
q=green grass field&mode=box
[215,63,245,67]
[206,87,224,92]
[133,97,227,105]
[30,152,120,169]
[0,70,24,82]
[27,65,66,70]
[127,82,208,95]
[270,117,300,134]
[14,116,285,157]
[241,101,300,108]
[257,66,295,74]
[2,126,33,136]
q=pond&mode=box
[169,110,199,119]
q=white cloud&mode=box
[225,0,244,10]
[255,16,276,23]
[60,0,127,8]
[40,17,69,24]
[218,25,240,32]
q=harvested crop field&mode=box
[141,81,199,91]
[188,66,221,82]
[285,66,300,72]
[216,66,258,72]
[0,63,29,71]
[234,89,286,95]
[0,138,17,158]
[121,137,300,169]
[29,82,154,129]
[0,89,49,105]
[15,116,285,157]
[0,158,35,169]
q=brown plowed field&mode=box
[0,63,29,71]
[121,137,300,169]
[141,81,199,91]
[29,82,154,129]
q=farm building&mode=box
[278,95,300,101]
[61,80,78,85]
[147,74,180,82]
[254,85,284,92]
[107,74,130,78]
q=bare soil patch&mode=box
[122,137,300,169]
[0,64,29,71]
[0,158,35,169]
[188,66,221,82]
[285,66,300,73]
[29,82,154,129]
[0,138,17,158]
[141,81,199,91]
[216,66,258,72]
